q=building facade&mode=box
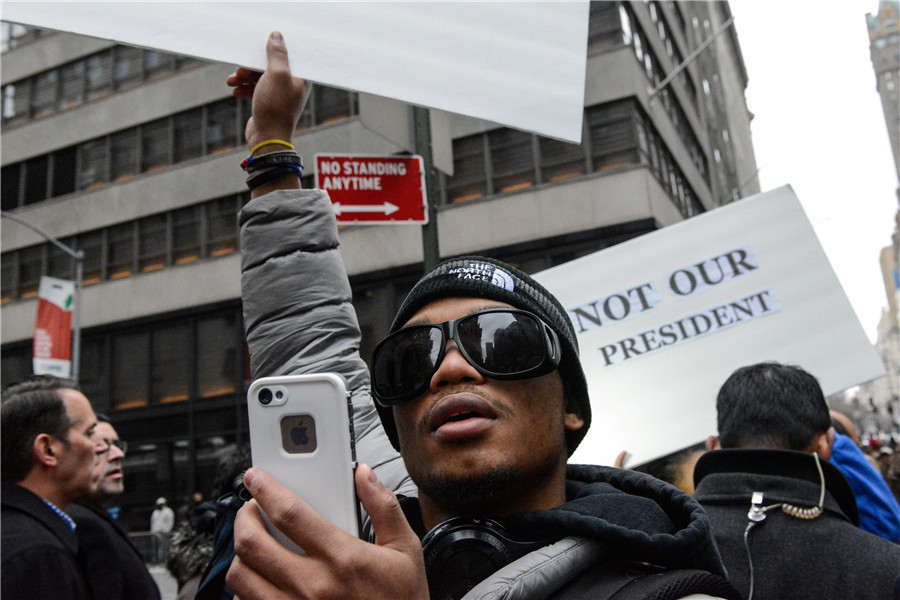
[1,2,758,531]
[860,0,900,438]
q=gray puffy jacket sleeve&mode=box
[239,188,413,497]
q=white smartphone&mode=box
[247,373,360,552]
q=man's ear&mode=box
[705,435,721,451]
[564,411,585,432]
[813,427,835,461]
[33,433,60,468]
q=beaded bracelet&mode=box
[246,164,303,191]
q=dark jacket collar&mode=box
[1,483,80,554]
[693,448,859,525]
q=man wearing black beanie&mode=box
[220,32,740,600]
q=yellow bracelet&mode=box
[250,139,295,155]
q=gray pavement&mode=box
[148,565,179,600]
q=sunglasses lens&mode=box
[373,326,443,404]
[458,311,546,375]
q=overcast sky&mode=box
[727,0,898,344]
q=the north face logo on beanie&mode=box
[447,261,516,292]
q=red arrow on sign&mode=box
[315,154,428,225]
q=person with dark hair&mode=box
[69,414,162,600]
[1,375,108,600]
[216,32,742,600]
[695,362,900,600]
[633,442,707,495]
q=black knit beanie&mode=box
[373,255,591,456]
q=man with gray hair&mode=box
[70,415,161,600]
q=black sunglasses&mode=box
[371,308,561,406]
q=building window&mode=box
[138,214,168,273]
[31,70,58,119]
[23,156,49,205]
[114,46,143,90]
[2,164,21,210]
[206,100,237,154]
[489,128,535,193]
[52,146,78,197]
[143,50,173,80]
[78,337,109,413]
[315,86,354,125]
[446,135,487,203]
[151,323,191,403]
[0,345,31,386]
[197,313,239,398]
[79,139,108,190]
[58,61,86,110]
[141,118,170,172]
[172,206,202,264]
[1,255,16,304]
[17,245,43,300]
[173,108,203,162]
[588,1,625,51]
[112,331,149,409]
[107,222,136,280]
[2,82,28,125]
[111,129,139,181]
[78,231,105,285]
[539,137,586,183]
[206,196,239,257]
[586,102,639,171]
[47,240,75,281]
[85,52,113,101]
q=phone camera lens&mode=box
[275,390,284,400]
[258,388,273,405]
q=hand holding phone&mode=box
[247,373,360,552]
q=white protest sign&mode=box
[534,186,886,467]
[1,2,589,143]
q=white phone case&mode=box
[247,373,359,552]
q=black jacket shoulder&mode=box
[1,484,92,600]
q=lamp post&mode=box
[1,210,84,383]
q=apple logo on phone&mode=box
[281,414,317,454]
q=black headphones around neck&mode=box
[420,517,552,600]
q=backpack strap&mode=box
[556,560,742,600]
[194,492,246,600]
[608,568,742,600]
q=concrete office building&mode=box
[1,2,758,530]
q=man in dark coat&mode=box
[695,362,900,600]
[1,375,107,600]
[69,415,162,600]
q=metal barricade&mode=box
[128,531,172,565]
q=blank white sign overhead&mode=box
[2,1,590,143]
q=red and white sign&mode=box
[33,276,75,378]
[315,154,428,225]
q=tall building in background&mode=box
[858,0,900,437]
[1,2,757,530]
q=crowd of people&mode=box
[3,31,899,600]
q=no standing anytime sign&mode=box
[315,154,428,225]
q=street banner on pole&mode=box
[534,186,886,467]
[1,2,589,143]
[33,276,75,378]
[316,154,428,225]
